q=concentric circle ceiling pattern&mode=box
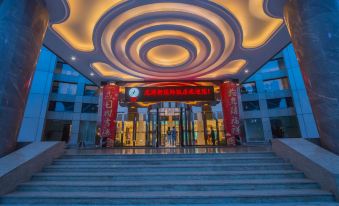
[48,0,287,82]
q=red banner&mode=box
[101,84,119,147]
[220,82,240,146]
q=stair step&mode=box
[17,179,319,192]
[53,157,285,165]
[1,190,334,204]
[43,163,293,172]
[61,152,276,159]
[32,170,305,181]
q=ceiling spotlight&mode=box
[90,72,95,76]
[71,56,76,61]
[244,69,249,73]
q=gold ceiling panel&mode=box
[198,59,247,79]
[92,62,142,81]
[146,45,190,67]
[210,0,283,48]
[53,0,125,52]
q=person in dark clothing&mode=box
[210,127,216,146]
[167,127,172,146]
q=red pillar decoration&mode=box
[101,84,119,147]
[220,82,240,146]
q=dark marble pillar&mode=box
[284,0,339,154]
[0,0,49,156]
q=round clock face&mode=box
[129,88,140,97]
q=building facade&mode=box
[18,44,318,146]
[239,44,319,143]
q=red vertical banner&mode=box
[101,84,119,147]
[220,82,240,146]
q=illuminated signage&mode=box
[125,86,215,102]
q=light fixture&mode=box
[90,72,95,76]
[71,56,76,61]
[244,69,249,73]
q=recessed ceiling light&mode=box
[90,72,95,76]
[245,69,249,73]
[71,56,76,61]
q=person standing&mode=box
[171,126,177,147]
[167,127,172,146]
[210,127,216,146]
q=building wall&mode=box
[18,47,57,142]
[283,45,319,138]
[239,44,319,142]
[44,61,99,145]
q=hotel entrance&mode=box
[108,82,240,148]
[116,102,226,148]
[150,102,193,148]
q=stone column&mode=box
[284,0,339,154]
[0,0,49,156]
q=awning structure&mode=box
[44,0,289,84]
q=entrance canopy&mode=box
[44,0,289,85]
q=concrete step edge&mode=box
[46,163,292,169]
[33,170,302,176]
[20,178,316,187]
[4,189,333,198]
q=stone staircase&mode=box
[0,151,338,205]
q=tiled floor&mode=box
[65,146,272,155]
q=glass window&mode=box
[263,78,290,92]
[261,57,286,73]
[84,85,99,96]
[52,81,77,95]
[54,60,79,76]
[82,103,98,113]
[48,101,75,112]
[79,121,98,145]
[242,101,260,111]
[43,120,72,142]
[54,61,64,74]
[267,97,294,109]
[240,82,257,94]
[244,118,265,142]
[270,116,301,138]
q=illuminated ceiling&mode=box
[44,0,289,84]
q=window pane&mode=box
[43,120,72,142]
[244,118,264,142]
[48,101,74,112]
[240,82,257,94]
[260,58,286,73]
[267,97,294,109]
[242,101,260,111]
[52,81,77,95]
[82,103,98,113]
[270,116,301,138]
[263,78,290,92]
[84,85,99,96]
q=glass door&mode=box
[159,107,180,147]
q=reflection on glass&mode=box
[244,118,264,142]
[48,101,74,112]
[240,82,257,94]
[263,78,290,92]
[242,101,260,111]
[52,81,77,95]
[270,116,300,138]
[267,97,294,109]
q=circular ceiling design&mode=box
[47,0,287,82]
[146,44,191,68]
[100,2,236,79]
